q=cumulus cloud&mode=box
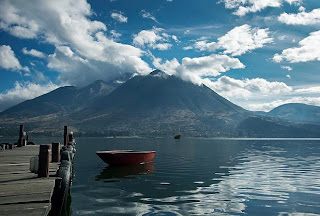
[247,97,320,111]
[111,12,128,23]
[0,0,151,86]
[0,45,29,72]
[192,25,273,56]
[0,81,59,112]
[273,30,320,63]
[141,10,158,23]
[153,54,245,84]
[206,75,293,100]
[281,65,293,71]
[202,75,320,111]
[295,86,320,94]
[110,30,121,39]
[220,0,302,16]
[22,47,46,58]
[48,45,150,86]
[278,8,320,25]
[194,40,218,52]
[218,25,273,56]
[133,28,177,51]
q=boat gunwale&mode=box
[96,150,156,154]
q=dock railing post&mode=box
[64,126,68,147]
[18,124,24,147]
[38,144,51,177]
[52,142,61,162]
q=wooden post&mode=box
[18,125,24,147]
[38,144,51,177]
[64,126,68,147]
[52,142,61,162]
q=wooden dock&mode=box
[0,145,60,216]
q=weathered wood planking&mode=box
[0,145,60,216]
[0,203,51,216]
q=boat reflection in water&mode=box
[96,163,155,182]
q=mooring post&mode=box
[52,142,61,162]
[18,124,24,147]
[38,144,51,177]
[64,126,68,147]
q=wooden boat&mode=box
[96,150,156,165]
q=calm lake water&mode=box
[67,137,320,216]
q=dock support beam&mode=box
[38,144,51,177]
[52,142,61,162]
[64,126,68,147]
[18,124,24,147]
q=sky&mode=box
[0,0,320,112]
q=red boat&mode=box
[96,150,156,165]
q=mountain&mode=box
[71,70,249,137]
[0,70,319,137]
[268,103,320,124]
[0,80,121,118]
[0,79,123,135]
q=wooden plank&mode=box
[0,203,51,216]
[0,192,52,205]
[0,179,56,197]
[0,144,62,216]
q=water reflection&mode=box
[72,138,320,216]
[96,163,155,182]
[141,142,320,215]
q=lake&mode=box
[67,138,320,215]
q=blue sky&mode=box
[0,0,320,112]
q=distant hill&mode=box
[0,70,319,137]
[268,103,320,124]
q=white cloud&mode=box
[0,81,59,112]
[206,75,293,100]
[278,35,287,40]
[110,30,121,39]
[273,30,320,63]
[133,28,177,51]
[278,8,320,25]
[286,74,291,79]
[0,45,29,72]
[171,35,179,43]
[22,47,46,58]
[248,97,320,111]
[181,55,245,76]
[194,40,217,52]
[111,12,128,23]
[153,54,245,85]
[0,0,151,86]
[217,24,273,56]
[221,0,302,16]
[141,10,158,23]
[295,86,320,94]
[48,45,150,86]
[182,46,193,50]
[0,45,22,70]
[191,25,273,56]
[202,75,320,111]
[281,65,293,71]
